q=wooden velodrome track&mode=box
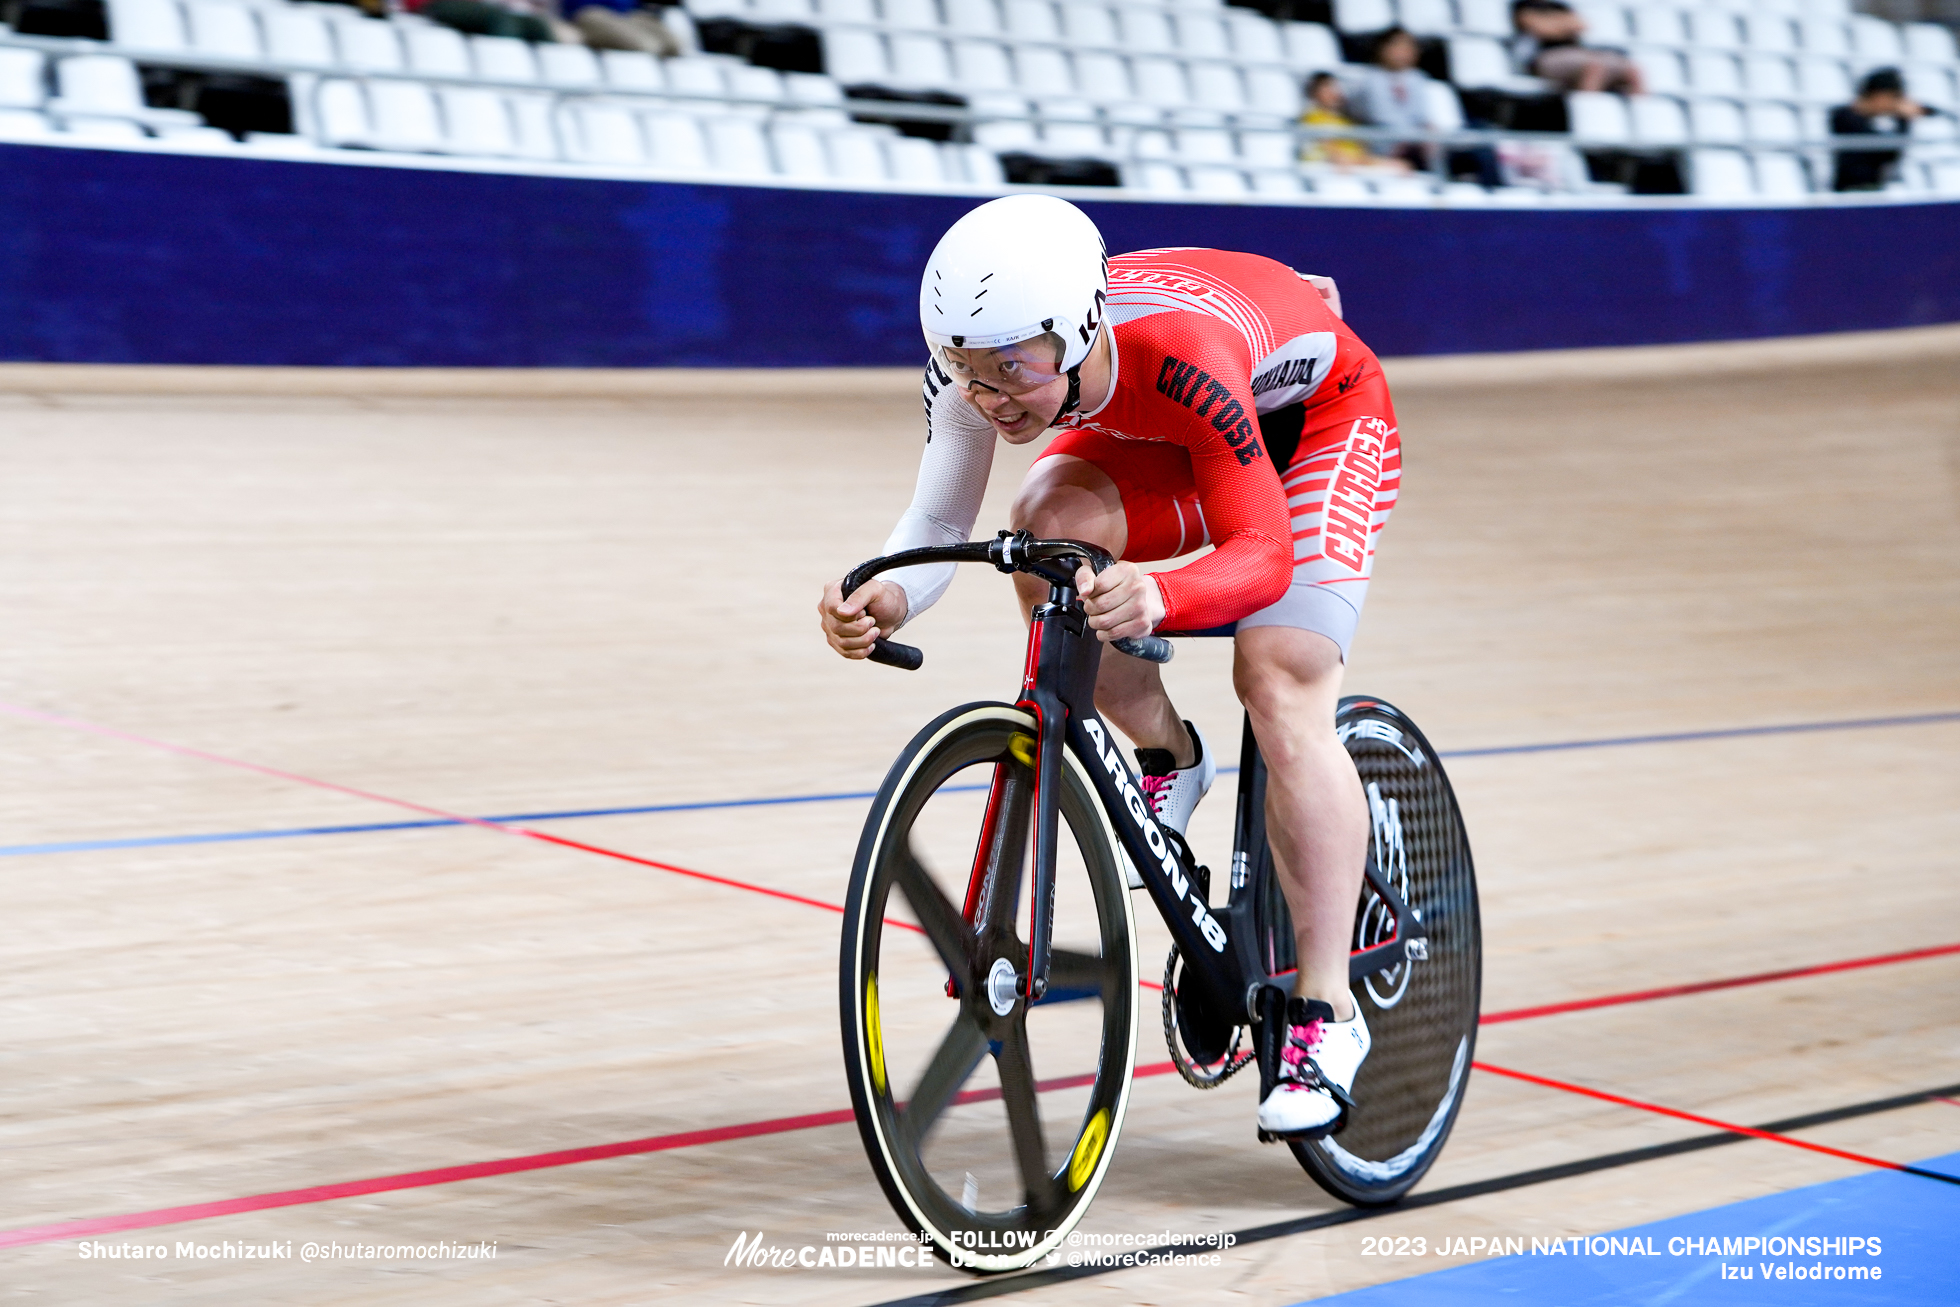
[0,326,1956,1305]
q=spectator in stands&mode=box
[1831,68,1931,191]
[411,0,560,44]
[1347,27,1438,170]
[1299,72,1409,172]
[569,0,681,55]
[1509,0,1644,95]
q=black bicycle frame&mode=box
[843,531,1428,1025]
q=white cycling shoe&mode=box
[1256,996,1371,1139]
[1123,721,1214,888]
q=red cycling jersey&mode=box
[1046,247,1390,632]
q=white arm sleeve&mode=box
[881,361,998,627]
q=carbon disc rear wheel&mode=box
[1260,697,1482,1205]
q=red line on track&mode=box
[0,700,893,930]
[1472,1061,1959,1185]
[0,1064,1188,1249]
[1477,941,1960,1024]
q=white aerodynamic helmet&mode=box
[919,195,1109,376]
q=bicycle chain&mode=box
[1161,946,1256,1089]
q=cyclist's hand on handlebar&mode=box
[1075,560,1166,643]
[820,578,909,659]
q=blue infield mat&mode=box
[1298,1149,1960,1306]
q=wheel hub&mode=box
[985,958,1020,1016]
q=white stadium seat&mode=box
[884,0,940,29]
[1688,51,1744,97]
[1449,35,1516,89]
[1187,164,1249,195]
[1456,0,1511,38]
[262,10,333,65]
[1239,127,1294,167]
[1127,159,1187,192]
[1189,63,1246,111]
[1245,66,1301,115]
[1120,8,1176,52]
[1847,15,1903,63]
[1014,47,1074,95]
[1688,98,1746,144]
[824,30,888,84]
[1313,173,1374,199]
[1689,147,1754,197]
[769,121,830,178]
[1744,100,1802,144]
[943,0,1002,37]
[0,49,46,108]
[1427,79,1465,131]
[1903,23,1958,65]
[726,63,787,113]
[1281,23,1344,72]
[705,116,774,175]
[505,92,559,159]
[1178,13,1233,59]
[1631,47,1687,96]
[403,25,471,76]
[954,140,1005,184]
[1751,150,1810,197]
[886,134,946,182]
[334,17,405,73]
[1332,0,1394,35]
[438,86,514,155]
[753,0,815,18]
[1686,11,1743,51]
[951,39,1014,90]
[1796,18,1850,59]
[312,77,370,146]
[1251,170,1305,196]
[1222,10,1282,60]
[0,107,56,138]
[1061,6,1119,48]
[1396,0,1453,38]
[368,80,443,152]
[1742,53,1799,100]
[665,56,728,99]
[1176,125,1236,162]
[889,35,953,86]
[539,44,603,87]
[184,3,261,59]
[1131,56,1190,108]
[1074,52,1132,102]
[644,110,710,169]
[1572,2,1630,46]
[470,37,537,84]
[1566,90,1632,143]
[826,128,892,180]
[569,103,647,164]
[1795,56,1852,105]
[1628,94,1690,144]
[66,116,150,141]
[1003,0,1059,41]
[601,50,664,91]
[1743,14,1797,55]
[1628,5,1684,46]
[107,0,187,52]
[1906,64,1956,112]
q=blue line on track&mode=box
[2,711,1952,860]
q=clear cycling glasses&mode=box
[934,333,1069,398]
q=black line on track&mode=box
[859,1080,1960,1307]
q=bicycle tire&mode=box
[840,702,1139,1273]
[1254,697,1482,1205]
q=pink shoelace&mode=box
[1278,1019,1326,1088]
[1139,772,1175,818]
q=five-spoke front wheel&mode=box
[840,703,1138,1273]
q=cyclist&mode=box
[818,195,1398,1141]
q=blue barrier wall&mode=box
[2,142,1957,366]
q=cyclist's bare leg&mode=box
[1233,626,1367,1021]
[1009,456,1195,766]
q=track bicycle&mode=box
[837,530,1480,1273]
